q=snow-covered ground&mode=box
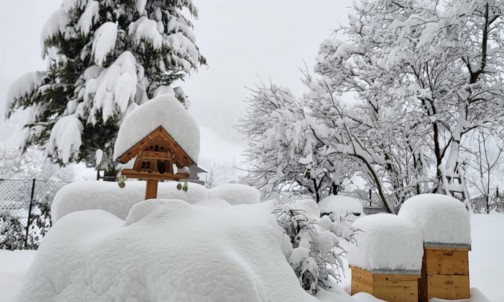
[1,212,502,302]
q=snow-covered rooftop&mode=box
[399,193,471,246]
[348,213,423,272]
[113,94,200,164]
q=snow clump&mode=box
[348,213,423,272]
[318,195,364,222]
[399,193,471,246]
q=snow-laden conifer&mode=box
[5,0,205,178]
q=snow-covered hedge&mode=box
[16,199,353,302]
[399,194,471,246]
[348,213,423,272]
[51,181,260,221]
[318,195,364,222]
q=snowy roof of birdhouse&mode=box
[113,94,200,164]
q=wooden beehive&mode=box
[350,266,420,302]
[116,126,196,199]
[419,244,470,302]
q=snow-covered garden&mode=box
[2,0,504,301]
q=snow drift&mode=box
[16,199,321,302]
[51,181,260,222]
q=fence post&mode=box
[24,179,36,249]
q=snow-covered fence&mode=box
[399,194,471,302]
[348,214,423,302]
[0,179,68,250]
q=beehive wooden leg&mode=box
[145,179,158,199]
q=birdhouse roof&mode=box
[114,94,200,164]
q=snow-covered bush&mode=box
[273,200,357,295]
[0,211,25,250]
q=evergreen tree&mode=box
[5,0,205,179]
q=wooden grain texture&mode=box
[419,247,471,302]
[145,179,158,199]
[425,248,469,275]
[350,266,420,302]
[426,274,470,300]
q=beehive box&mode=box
[351,265,420,302]
[419,244,471,302]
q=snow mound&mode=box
[52,181,263,222]
[291,199,320,220]
[51,181,208,221]
[318,195,364,222]
[349,213,423,272]
[208,184,260,205]
[16,199,320,302]
[399,194,471,246]
[114,94,200,164]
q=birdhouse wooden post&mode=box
[113,94,200,200]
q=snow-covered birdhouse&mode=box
[399,194,471,302]
[349,214,423,302]
[114,94,200,199]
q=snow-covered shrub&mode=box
[25,196,53,250]
[0,211,25,250]
[273,201,357,295]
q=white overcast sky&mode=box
[0,0,353,142]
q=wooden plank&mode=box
[350,266,420,302]
[121,169,189,180]
[427,274,470,300]
[350,266,373,295]
[373,274,419,302]
[145,179,158,199]
[425,248,469,275]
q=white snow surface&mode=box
[113,94,200,163]
[349,213,423,272]
[92,22,118,66]
[40,8,69,52]
[77,0,99,35]
[207,183,260,205]
[45,115,83,164]
[90,51,137,122]
[130,16,163,49]
[51,181,261,221]
[15,199,320,302]
[4,71,46,115]
[2,214,500,302]
[399,194,471,246]
[318,195,364,221]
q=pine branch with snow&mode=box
[5,0,206,176]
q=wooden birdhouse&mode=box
[114,94,200,200]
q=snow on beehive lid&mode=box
[113,94,200,163]
[349,213,423,272]
[399,194,471,247]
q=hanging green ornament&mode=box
[117,174,126,188]
[182,179,188,192]
[176,183,183,191]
